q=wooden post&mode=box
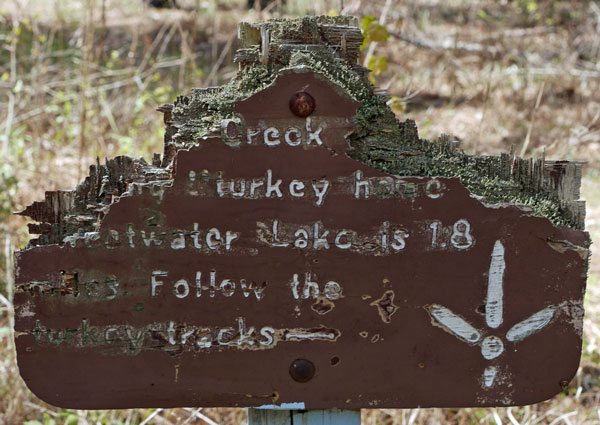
[248,409,361,425]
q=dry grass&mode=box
[1,0,599,423]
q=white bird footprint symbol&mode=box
[426,240,557,388]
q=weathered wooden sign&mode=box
[14,17,589,410]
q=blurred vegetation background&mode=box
[1,0,599,423]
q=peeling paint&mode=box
[256,402,306,410]
[370,290,399,323]
[311,296,335,315]
[547,239,589,260]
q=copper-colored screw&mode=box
[289,92,315,117]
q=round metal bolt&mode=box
[289,92,315,117]
[289,358,315,383]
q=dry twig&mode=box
[389,30,500,58]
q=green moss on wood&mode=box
[167,16,583,230]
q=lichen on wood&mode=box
[19,16,587,248]
[166,16,586,229]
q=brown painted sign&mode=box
[15,70,589,409]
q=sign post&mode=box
[248,408,361,425]
[14,16,589,421]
